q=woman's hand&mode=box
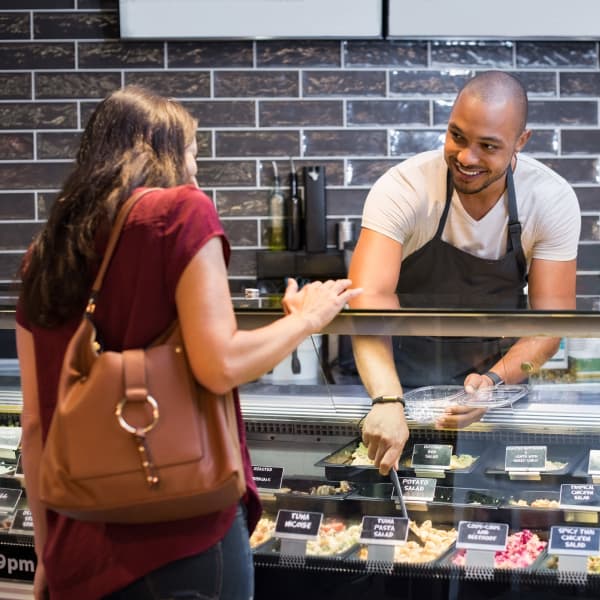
[282,278,362,333]
[33,562,49,600]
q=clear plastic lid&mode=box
[403,384,529,422]
[404,385,465,424]
[457,384,529,408]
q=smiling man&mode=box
[348,70,581,475]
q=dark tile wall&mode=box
[0,3,599,296]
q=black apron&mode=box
[394,167,527,387]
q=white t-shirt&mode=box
[362,150,581,267]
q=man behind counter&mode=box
[348,70,581,475]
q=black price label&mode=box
[549,526,600,555]
[399,477,436,502]
[9,509,33,535]
[505,445,546,471]
[457,521,509,551]
[560,484,600,509]
[588,450,600,476]
[275,510,322,540]
[0,488,21,514]
[359,516,409,545]
[252,465,284,490]
[411,444,452,469]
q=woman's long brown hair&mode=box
[20,86,197,328]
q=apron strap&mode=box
[433,169,454,240]
[505,165,527,280]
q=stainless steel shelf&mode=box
[4,305,600,338]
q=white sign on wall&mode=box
[119,0,382,39]
[388,0,600,39]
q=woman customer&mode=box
[16,86,361,600]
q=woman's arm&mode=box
[15,324,48,599]
[176,237,361,394]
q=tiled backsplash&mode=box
[0,1,599,294]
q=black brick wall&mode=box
[0,1,598,295]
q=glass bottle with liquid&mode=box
[286,158,302,251]
[268,161,285,250]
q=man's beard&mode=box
[450,165,508,196]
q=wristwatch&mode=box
[484,371,504,386]
[371,395,406,407]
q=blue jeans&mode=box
[104,505,254,600]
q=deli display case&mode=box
[236,297,600,599]
[2,299,600,598]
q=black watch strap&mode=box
[371,395,405,407]
[484,371,504,386]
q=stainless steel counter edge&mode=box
[235,309,600,338]
[3,307,600,337]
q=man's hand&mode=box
[434,405,487,429]
[361,403,409,475]
[434,372,491,429]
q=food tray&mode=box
[541,553,600,574]
[502,490,561,510]
[399,439,488,478]
[273,484,362,518]
[445,528,548,571]
[275,477,354,499]
[315,438,488,484]
[433,487,504,508]
[345,482,394,500]
[314,438,382,483]
[345,484,504,506]
[258,516,363,559]
[346,519,457,565]
[500,490,563,528]
[484,444,583,478]
[571,452,600,480]
[427,487,505,524]
[250,513,277,551]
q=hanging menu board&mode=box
[119,0,382,39]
